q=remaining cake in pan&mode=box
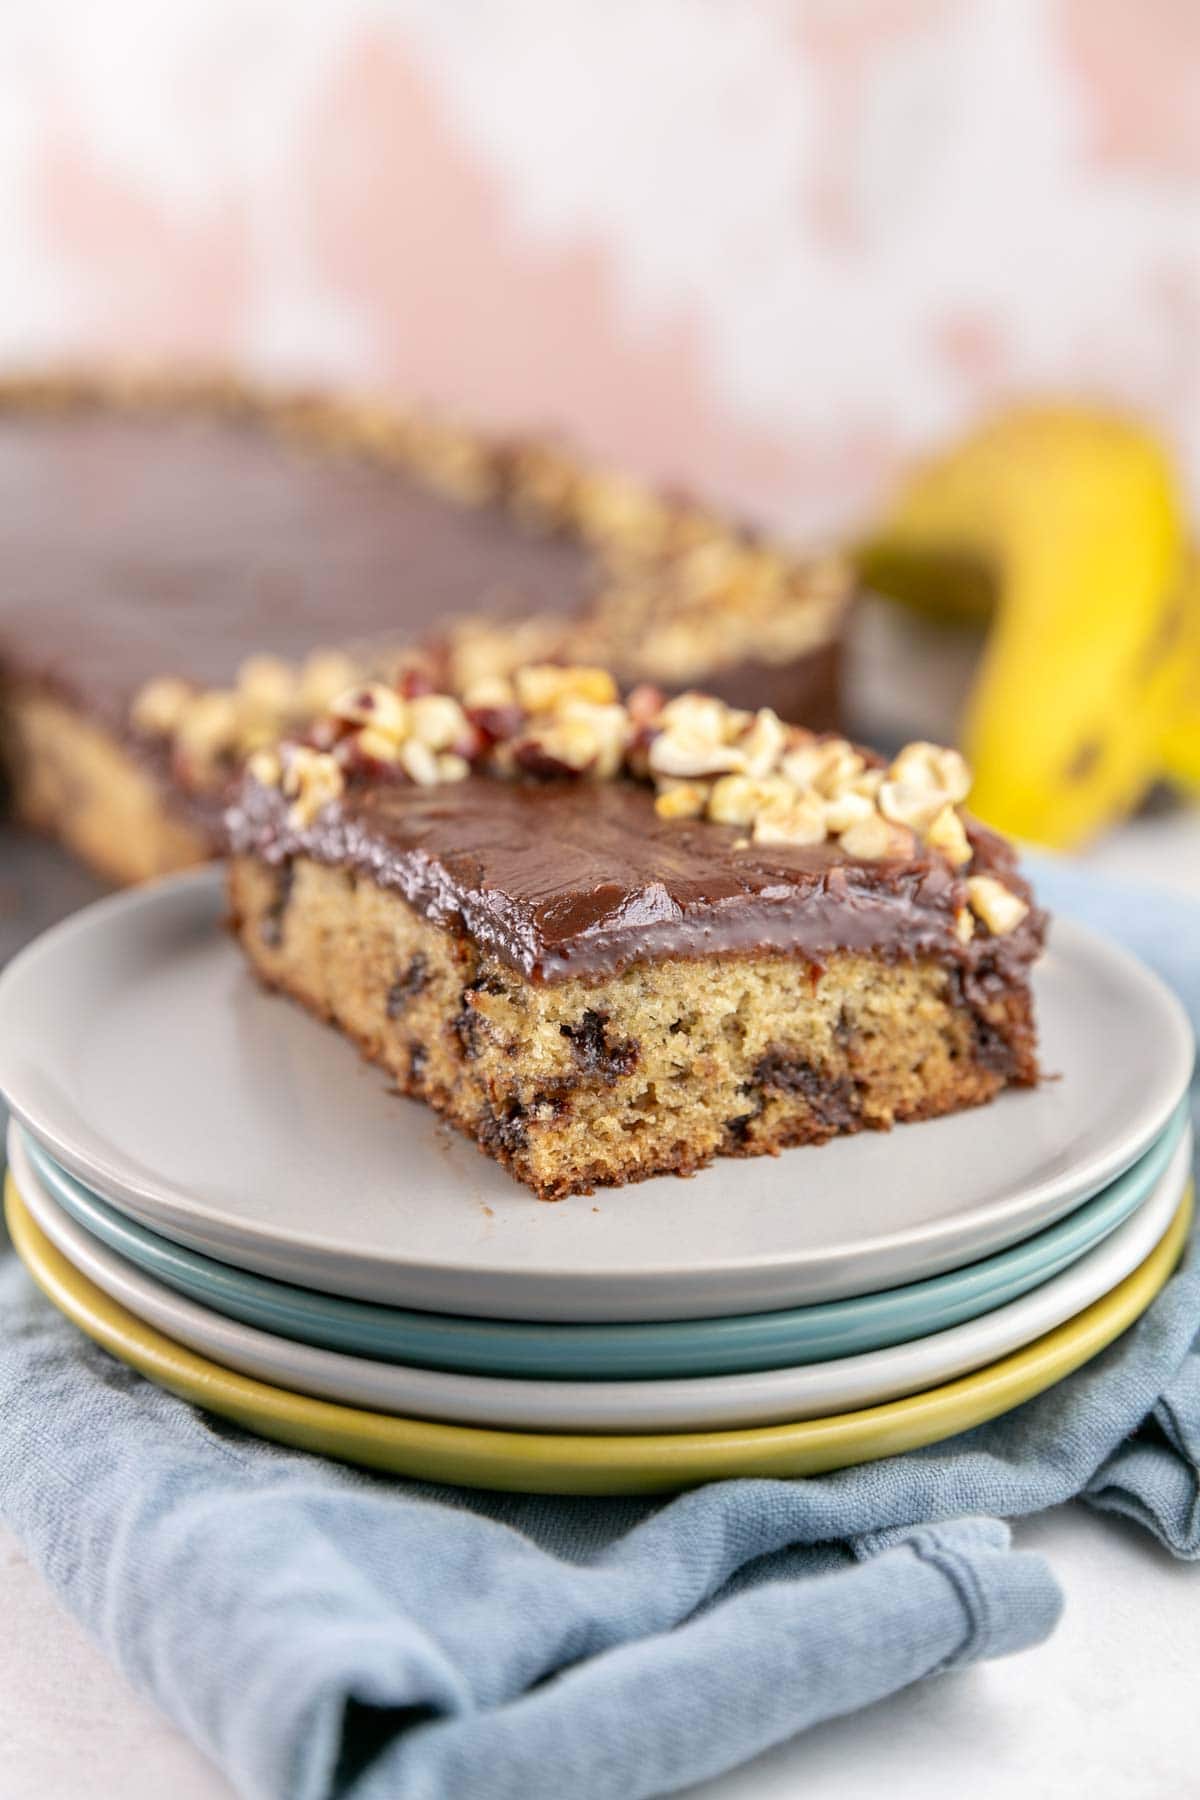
[0,373,851,885]
[227,665,1044,1200]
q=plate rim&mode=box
[12,1106,1191,1382]
[0,866,1193,1315]
[11,1124,1190,1431]
[5,1173,1191,1493]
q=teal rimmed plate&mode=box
[15,1104,1188,1381]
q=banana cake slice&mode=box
[226,665,1044,1200]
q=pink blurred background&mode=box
[0,0,1195,536]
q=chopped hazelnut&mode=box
[736,708,787,778]
[820,743,867,796]
[677,537,743,600]
[237,655,297,716]
[839,812,917,862]
[508,445,577,524]
[751,790,828,847]
[707,773,793,826]
[174,690,241,764]
[967,875,1029,935]
[849,767,884,801]
[822,790,876,834]
[462,674,517,711]
[558,699,632,778]
[514,663,618,711]
[412,424,495,503]
[409,693,469,751]
[654,781,708,820]
[130,675,194,737]
[658,692,747,744]
[524,718,602,773]
[299,649,362,713]
[398,740,441,786]
[247,748,282,788]
[926,805,973,868]
[889,741,971,805]
[954,906,975,944]
[330,682,409,740]
[648,729,747,779]
[281,746,344,827]
[238,720,282,754]
[354,727,405,766]
[878,778,947,834]
[779,736,863,796]
[574,472,671,554]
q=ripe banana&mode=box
[857,407,1195,847]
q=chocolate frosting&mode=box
[0,409,598,729]
[0,409,845,841]
[228,774,1045,986]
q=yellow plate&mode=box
[6,1176,1191,1496]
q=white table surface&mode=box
[3,808,1198,1800]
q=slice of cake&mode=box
[0,372,850,885]
[227,665,1044,1200]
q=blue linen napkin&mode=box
[0,855,1197,1800]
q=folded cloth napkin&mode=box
[0,857,1197,1800]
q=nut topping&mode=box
[707,774,794,827]
[298,649,362,714]
[822,790,876,834]
[967,875,1030,935]
[408,693,469,752]
[838,813,916,862]
[925,804,973,868]
[130,675,194,737]
[514,663,618,712]
[653,780,709,820]
[751,790,829,848]
[331,683,409,740]
[397,740,440,786]
[242,660,995,890]
[279,746,344,827]
[236,655,297,717]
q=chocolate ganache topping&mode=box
[0,408,598,729]
[228,774,1045,985]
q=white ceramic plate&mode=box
[8,1113,1191,1432]
[0,869,1191,1321]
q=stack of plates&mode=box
[0,868,1193,1496]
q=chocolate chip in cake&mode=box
[452,972,509,1059]
[724,1111,757,1146]
[387,952,430,1018]
[479,1099,528,1156]
[453,1001,482,1060]
[753,1049,861,1132]
[260,861,294,948]
[560,1008,639,1081]
[944,969,1018,1076]
[969,1013,1016,1076]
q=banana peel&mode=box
[1158,553,1200,794]
[857,407,1195,848]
